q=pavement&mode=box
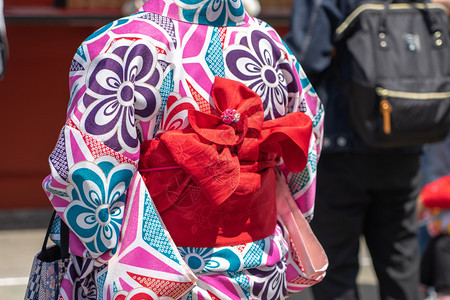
[289,239,379,300]
[0,209,51,300]
[0,209,379,300]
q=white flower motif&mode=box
[81,39,163,153]
[224,30,298,120]
[65,156,136,257]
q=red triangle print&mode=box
[81,133,137,166]
[218,27,227,48]
[208,290,222,300]
[67,118,79,130]
[156,46,167,55]
[187,80,211,114]
[127,272,193,299]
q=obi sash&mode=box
[139,77,313,247]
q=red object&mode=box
[421,175,450,209]
[139,77,312,247]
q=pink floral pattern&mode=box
[42,0,324,298]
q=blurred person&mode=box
[122,0,261,16]
[421,135,450,205]
[0,0,7,79]
[417,136,449,297]
[419,132,450,255]
[284,0,426,299]
[417,3,450,298]
[242,0,261,17]
[122,0,147,15]
[39,0,327,298]
[418,175,450,300]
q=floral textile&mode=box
[42,0,325,298]
[139,77,312,247]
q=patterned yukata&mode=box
[43,0,325,298]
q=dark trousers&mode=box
[311,152,422,300]
[421,234,450,294]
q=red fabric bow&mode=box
[141,77,312,206]
[139,77,313,246]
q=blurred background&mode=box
[0,0,377,299]
[0,0,291,212]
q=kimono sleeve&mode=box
[281,34,324,221]
[43,36,164,259]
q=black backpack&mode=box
[334,0,450,148]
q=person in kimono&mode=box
[42,0,325,298]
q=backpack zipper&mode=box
[379,98,393,134]
[376,87,450,100]
[376,87,450,135]
[335,3,449,39]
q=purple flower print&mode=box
[225,30,298,120]
[247,259,288,299]
[81,39,163,153]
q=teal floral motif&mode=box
[65,156,135,257]
[178,247,243,273]
[174,0,245,26]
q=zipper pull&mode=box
[380,98,393,135]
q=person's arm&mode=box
[43,32,162,260]
[284,0,342,81]
[284,51,324,220]
[268,27,324,220]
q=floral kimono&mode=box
[43,0,325,299]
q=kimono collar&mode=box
[140,0,248,26]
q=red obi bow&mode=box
[139,77,313,246]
